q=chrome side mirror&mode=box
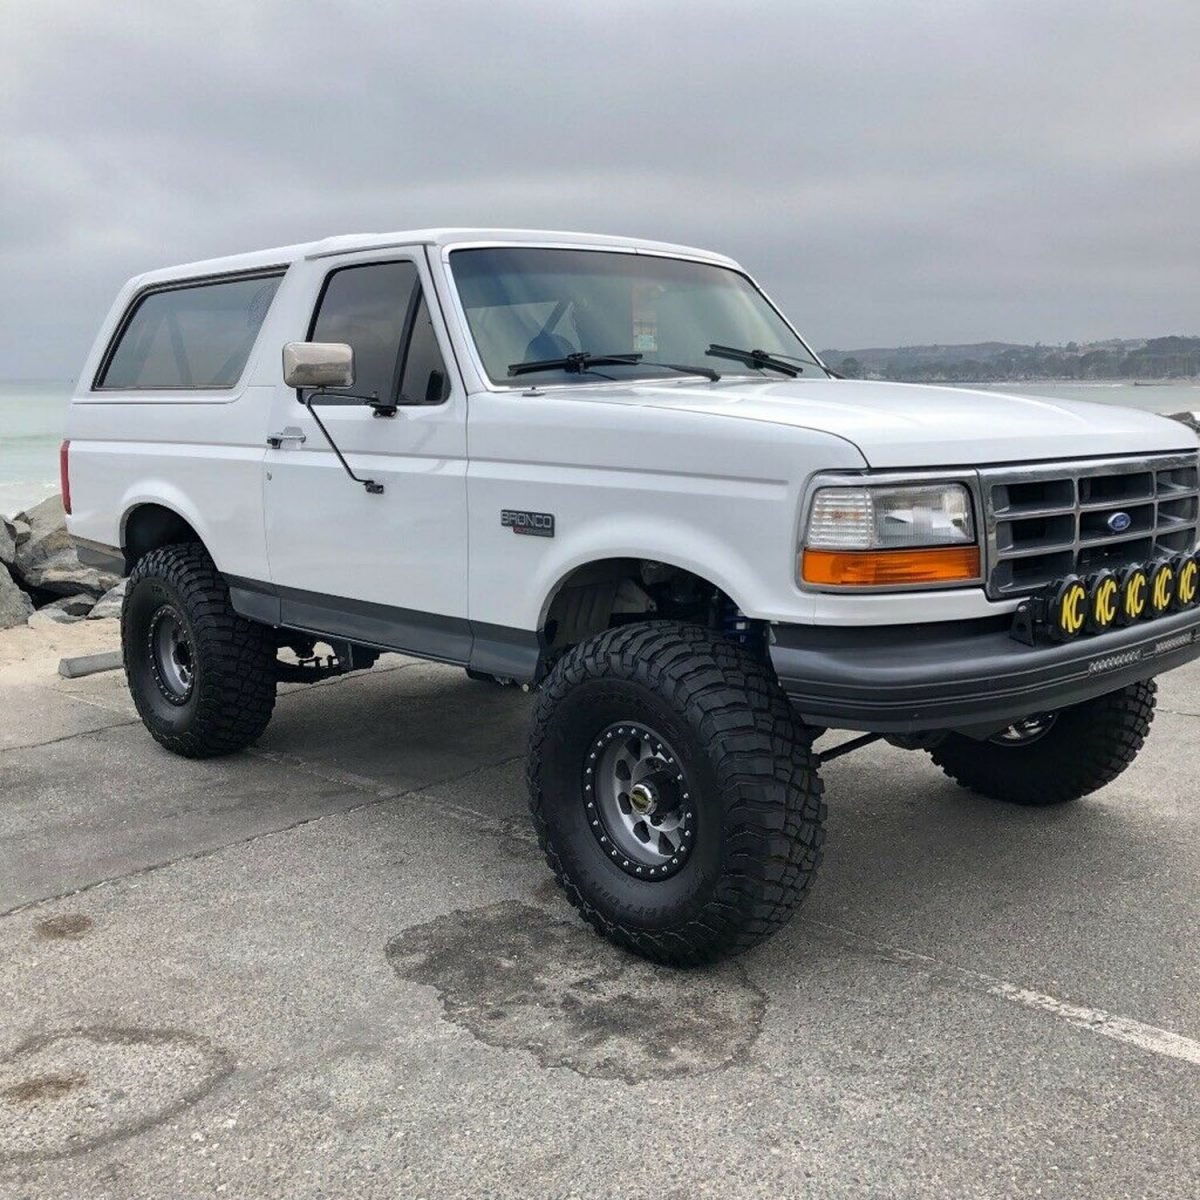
[282,342,354,389]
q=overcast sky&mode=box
[2,0,1198,378]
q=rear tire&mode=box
[122,542,277,758]
[930,680,1156,805]
[527,622,825,965]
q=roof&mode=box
[130,229,740,288]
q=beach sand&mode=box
[0,616,120,684]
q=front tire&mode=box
[122,543,277,758]
[930,680,1157,805]
[527,622,825,965]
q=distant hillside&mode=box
[820,336,1200,382]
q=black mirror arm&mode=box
[303,384,397,418]
[302,392,385,495]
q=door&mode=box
[262,254,470,658]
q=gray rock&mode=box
[13,494,63,537]
[47,594,96,618]
[0,566,35,631]
[86,579,127,620]
[28,605,84,628]
[11,494,120,598]
[0,519,15,566]
[30,564,123,598]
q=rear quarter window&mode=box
[97,271,283,390]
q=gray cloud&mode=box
[2,0,1198,378]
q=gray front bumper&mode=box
[770,607,1200,734]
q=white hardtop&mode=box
[127,229,741,289]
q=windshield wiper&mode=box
[508,351,720,382]
[508,352,640,378]
[705,344,803,377]
[645,360,721,382]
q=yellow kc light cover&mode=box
[1149,561,1175,616]
[1175,553,1199,608]
[1088,570,1119,632]
[1054,576,1089,638]
[1119,565,1149,623]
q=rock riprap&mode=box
[2,495,125,627]
[0,566,34,631]
[0,517,18,566]
[87,579,127,620]
[12,495,120,599]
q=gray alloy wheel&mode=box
[585,720,696,879]
[148,606,196,703]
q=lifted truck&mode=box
[65,229,1200,964]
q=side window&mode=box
[98,272,282,390]
[307,261,449,405]
[400,295,451,404]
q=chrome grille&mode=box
[980,452,1200,599]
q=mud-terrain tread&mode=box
[930,680,1156,805]
[527,622,826,965]
[123,542,276,758]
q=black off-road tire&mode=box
[930,680,1157,806]
[122,542,277,758]
[527,622,826,965]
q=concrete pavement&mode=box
[1,645,1198,1198]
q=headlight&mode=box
[801,482,981,588]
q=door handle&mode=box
[266,428,307,448]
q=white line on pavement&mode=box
[810,921,1200,1070]
[985,982,1200,1067]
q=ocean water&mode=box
[0,380,71,518]
[1,378,1197,519]
[960,380,1200,414]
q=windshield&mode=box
[448,247,827,386]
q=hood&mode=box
[565,377,1200,469]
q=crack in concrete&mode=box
[0,658,428,756]
[0,753,524,920]
[0,718,140,755]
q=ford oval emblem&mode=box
[1107,511,1132,533]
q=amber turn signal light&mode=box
[802,545,981,587]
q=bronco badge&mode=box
[501,509,555,537]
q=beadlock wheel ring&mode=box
[583,721,695,880]
[147,605,195,705]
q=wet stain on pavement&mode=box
[0,1027,234,1163]
[386,902,765,1082]
[1,1071,87,1104]
[531,875,569,908]
[33,914,95,941]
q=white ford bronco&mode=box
[65,229,1200,964]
